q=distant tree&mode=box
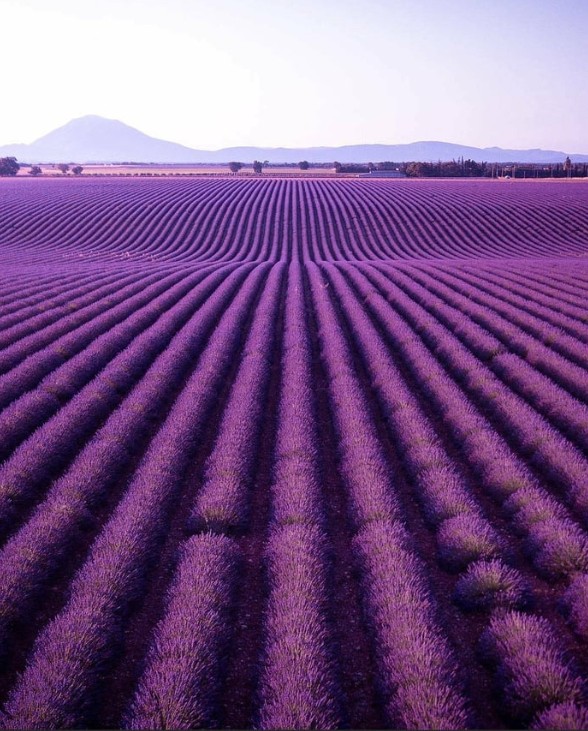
[252,160,263,174]
[564,156,572,178]
[28,165,43,176]
[376,161,398,171]
[405,162,427,177]
[0,157,20,176]
[228,162,243,174]
[403,159,487,178]
[299,160,310,170]
[58,163,70,175]
[333,161,342,173]
[72,165,84,175]
[336,163,370,174]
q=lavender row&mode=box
[0,270,100,325]
[0,265,239,539]
[129,265,338,731]
[474,260,588,300]
[400,264,588,405]
[517,263,588,300]
[481,611,586,724]
[121,178,269,264]
[324,264,513,574]
[342,179,587,259]
[251,178,286,263]
[358,264,588,581]
[257,263,341,728]
[491,353,588,452]
[205,178,278,263]
[307,262,471,729]
[192,260,340,728]
[257,524,341,729]
[343,264,588,724]
[189,263,285,530]
[5,178,587,264]
[0,265,268,729]
[327,261,563,724]
[307,263,400,528]
[353,520,471,729]
[474,264,588,324]
[458,264,588,342]
[0,269,136,353]
[367,265,588,529]
[0,270,69,304]
[124,534,239,729]
[269,262,324,526]
[429,265,588,374]
[388,266,588,455]
[93,181,255,263]
[0,268,161,374]
[348,265,588,643]
[0,180,204,262]
[0,267,102,312]
[0,268,205,461]
[448,262,588,354]
[0,265,255,657]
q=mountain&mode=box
[0,116,200,164]
[1,115,586,164]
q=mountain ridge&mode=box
[1,115,586,164]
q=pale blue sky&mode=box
[1,0,587,151]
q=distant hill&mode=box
[1,115,586,164]
[0,116,199,165]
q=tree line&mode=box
[228,159,587,177]
[3,155,586,178]
[333,158,587,178]
[401,156,586,178]
[229,160,311,174]
[0,159,84,176]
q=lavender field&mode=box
[1,177,588,730]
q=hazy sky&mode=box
[1,0,587,151]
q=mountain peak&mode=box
[68,114,115,123]
[35,114,137,140]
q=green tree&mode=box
[0,157,20,176]
[299,160,310,170]
[228,162,243,174]
[405,162,424,177]
[72,165,84,175]
[28,165,43,176]
[333,161,342,173]
[252,160,263,174]
[58,163,70,175]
